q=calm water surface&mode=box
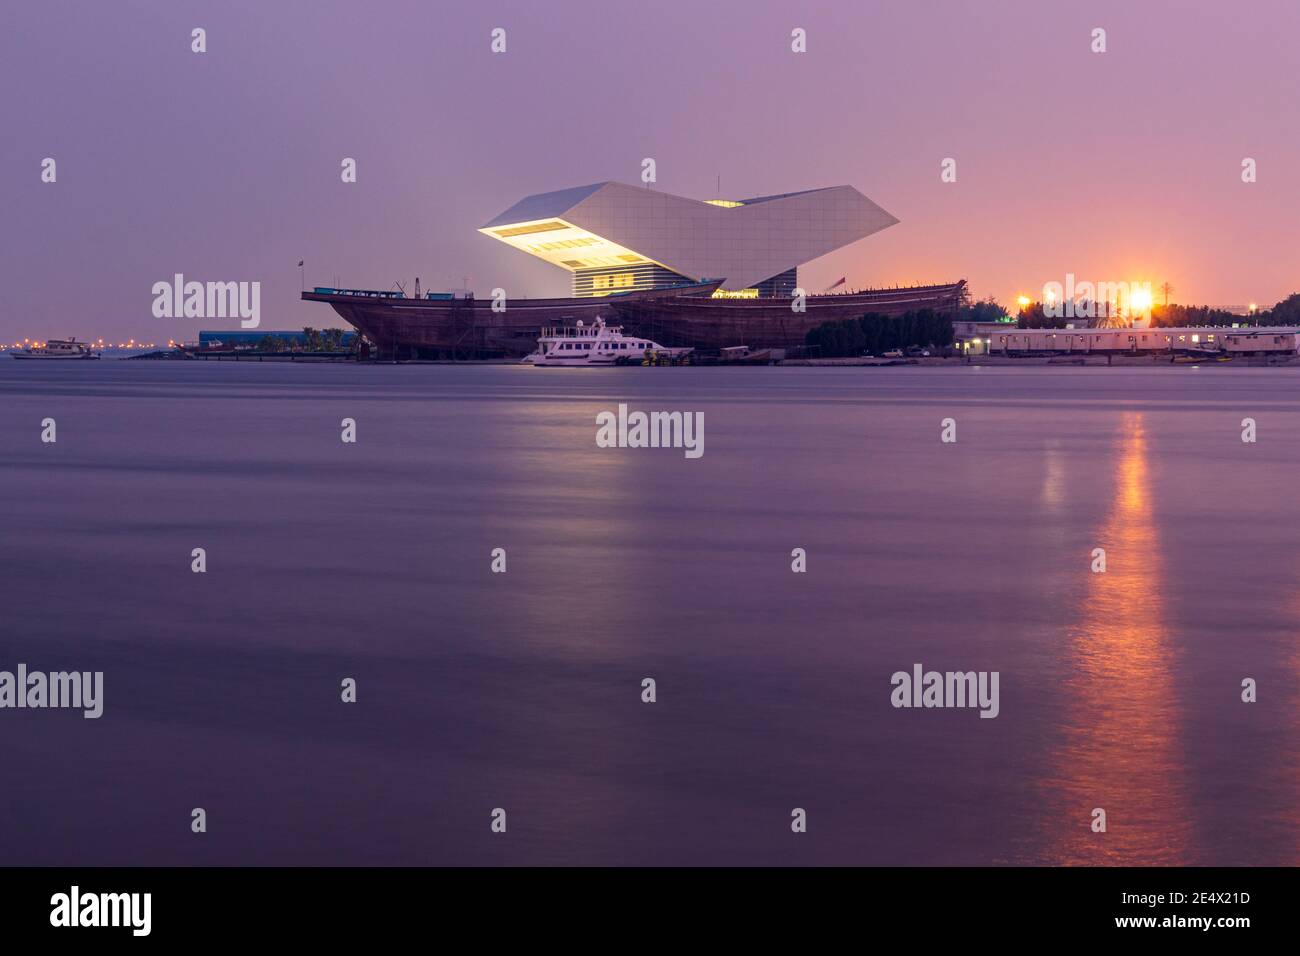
[1,362,1297,865]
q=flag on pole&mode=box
[826,277,846,292]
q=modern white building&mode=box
[479,181,899,298]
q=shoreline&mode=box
[786,354,1300,367]
[12,352,1299,368]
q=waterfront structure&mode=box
[305,181,966,358]
[479,181,899,299]
[304,279,967,358]
[966,326,1299,356]
[612,281,967,352]
[952,317,1019,356]
[303,279,722,359]
[196,330,356,349]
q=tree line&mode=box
[804,308,958,357]
[1016,293,1300,329]
[1153,294,1300,327]
[255,327,351,352]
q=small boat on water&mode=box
[521,317,692,367]
[713,345,787,365]
[1173,348,1229,364]
[9,338,101,360]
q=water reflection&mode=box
[1040,438,1065,511]
[1288,581,1300,865]
[1044,413,1191,864]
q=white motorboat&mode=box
[521,317,691,367]
[9,338,101,360]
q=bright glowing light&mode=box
[1130,288,1153,312]
[1017,295,1031,308]
[1249,302,1258,313]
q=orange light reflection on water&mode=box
[1045,413,1191,864]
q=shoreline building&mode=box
[304,181,966,358]
[478,181,900,299]
[195,330,356,350]
[957,325,1300,356]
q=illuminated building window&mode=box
[592,274,635,290]
[571,263,693,297]
[528,237,601,253]
[493,220,569,238]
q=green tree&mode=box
[965,298,1009,323]
[1264,294,1300,325]
[1150,303,1242,328]
[806,310,954,356]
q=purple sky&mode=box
[5,0,1299,340]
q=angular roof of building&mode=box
[479,181,899,291]
[480,182,609,230]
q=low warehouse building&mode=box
[966,326,1298,356]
